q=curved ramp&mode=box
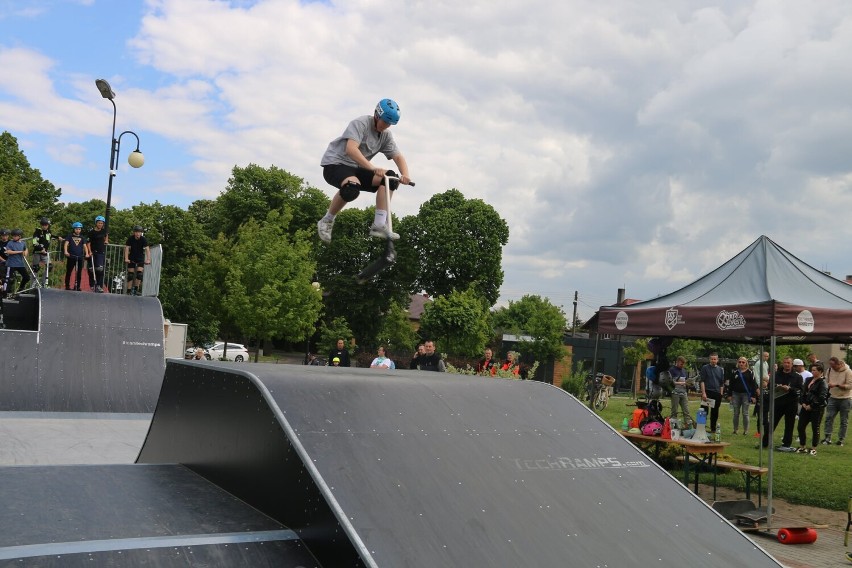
[0,288,165,412]
[138,361,782,567]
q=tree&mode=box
[376,300,418,357]
[210,164,328,237]
[492,295,567,363]
[0,131,62,220]
[224,210,322,352]
[419,287,492,357]
[315,207,413,347]
[400,189,509,305]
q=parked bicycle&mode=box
[586,372,615,411]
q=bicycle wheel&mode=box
[594,388,608,411]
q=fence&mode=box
[15,237,161,296]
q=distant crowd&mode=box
[646,351,850,455]
[305,340,526,377]
[0,216,150,297]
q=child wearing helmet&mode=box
[317,99,413,243]
[87,215,108,293]
[32,217,61,287]
[4,229,29,294]
[124,225,150,296]
[63,222,89,291]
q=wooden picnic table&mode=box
[621,431,730,499]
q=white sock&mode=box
[373,210,388,227]
[322,212,336,222]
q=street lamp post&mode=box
[95,79,144,234]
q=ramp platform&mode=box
[0,288,165,412]
[134,361,782,567]
[0,463,319,566]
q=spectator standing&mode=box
[807,352,822,368]
[669,356,690,423]
[124,226,150,296]
[476,348,497,375]
[328,339,351,367]
[370,346,395,369]
[63,222,88,291]
[729,357,758,436]
[417,340,445,372]
[499,351,520,376]
[645,362,660,400]
[762,356,803,451]
[409,343,425,369]
[753,351,771,424]
[699,352,725,432]
[4,229,29,294]
[797,362,828,455]
[0,228,8,293]
[821,356,852,446]
[87,215,108,293]
[32,217,59,287]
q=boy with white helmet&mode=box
[317,99,413,243]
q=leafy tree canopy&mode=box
[419,287,492,357]
[492,294,567,363]
[0,131,62,228]
[400,189,508,305]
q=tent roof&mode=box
[594,235,852,342]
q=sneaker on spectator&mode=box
[369,224,400,240]
[776,446,796,452]
[837,441,845,447]
[317,218,334,243]
[820,438,831,445]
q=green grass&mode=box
[596,396,852,511]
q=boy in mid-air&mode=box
[317,98,413,243]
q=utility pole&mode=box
[571,291,578,337]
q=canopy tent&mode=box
[594,235,852,343]
[590,235,852,533]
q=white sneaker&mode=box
[369,224,400,240]
[317,218,334,243]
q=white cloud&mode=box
[4,0,852,315]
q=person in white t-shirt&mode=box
[370,346,395,370]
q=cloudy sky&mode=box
[2,0,852,320]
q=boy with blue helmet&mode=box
[317,98,413,243]
[63,221,88,291]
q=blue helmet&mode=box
[95,215,105,223]
[375,98,400,125]
[72,222,83,229]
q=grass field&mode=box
[595,395,852,511]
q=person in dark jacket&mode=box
[699,352,725,432]
[762,356,804,450]
[409,343,425,369]
[328,339,351,367]
[476,347,497,375]
[797,362,829,455]
[417,340,445,372]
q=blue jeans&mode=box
[823,397,851,442]
[731,392,751,433]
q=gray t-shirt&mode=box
[320,115,399,167]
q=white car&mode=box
[206,342,249,362]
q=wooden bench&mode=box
[676,456,768,505]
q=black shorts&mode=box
[323,165,391,194]
[127,261,145,270]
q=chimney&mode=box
[616,288,626,305]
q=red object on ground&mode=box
[776,527,817,544]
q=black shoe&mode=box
[820,438,831,445]
[837,441,845,447]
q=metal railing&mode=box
[11,237,161,296]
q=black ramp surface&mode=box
[0,464,320,567]
[0,288,165,412]
[139,362,782,567]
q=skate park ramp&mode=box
[0,288,165,412]
[133,361,782,567]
